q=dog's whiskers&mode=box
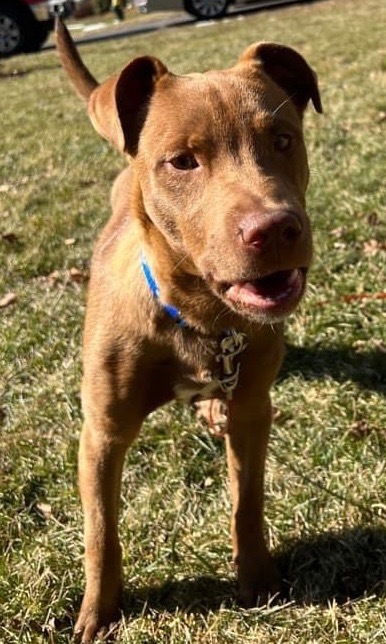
[213,306,231,328]
[271,93,296,117]
[171,253,190,275]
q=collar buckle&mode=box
[216,329,247,400]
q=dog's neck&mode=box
[140,253,187,327]
[140,252,247,401]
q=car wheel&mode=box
[184,0,229,20]
[23,21,51,53]
[0,3,25,57]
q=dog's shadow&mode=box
[276,525,386,604]
[121,525,386,618]
[280,343,386,396]
[120,343,386,614]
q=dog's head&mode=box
[88,43,322,324]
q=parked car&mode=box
[0,0,72,57]
[134,0,308,20]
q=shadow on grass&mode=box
[0,63,60,79]
[58,525,386,639]
[118,525,386,619]
[122,575,236,616]
[280,344,386,396]
[276,524,386,604]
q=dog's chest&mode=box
[174,370,220,404]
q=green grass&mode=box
[1,0,386,641]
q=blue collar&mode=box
[141,254,248,401]
[141,254,187,327]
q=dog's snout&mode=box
[238,210,303,251]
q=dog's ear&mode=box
[239,42,322,115]
[88,56,169,154]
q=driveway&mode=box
[43,0,319,50]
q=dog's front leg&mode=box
[74,416,141,643]
[226,393,280,607]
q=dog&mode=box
[55,18,322,642]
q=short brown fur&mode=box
[55,19,322,642]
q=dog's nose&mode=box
[238,210,303,251]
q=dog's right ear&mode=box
[88,56,168,155]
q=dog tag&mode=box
[216,329,247,400]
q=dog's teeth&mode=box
[288,269,300,286]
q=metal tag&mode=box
[216,329,247,400]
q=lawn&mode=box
[1,0,386,641]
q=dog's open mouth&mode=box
[223,268,306,314]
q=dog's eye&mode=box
[274,134,292,152]
[169,154,199,171]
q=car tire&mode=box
[23,20,51,53]
[184,0,229,20]
[0,1,49,57]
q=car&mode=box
[134,0,308,20]
[0,0,73,57]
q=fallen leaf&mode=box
[47,269,61,283]
[331,226,344,238]
[0,69,19,78]
[38,270,61,287]
[363,239,386,256]
[367,212,379,227]
[352,340,367,351]
[372,340,386,353]
[1,231,18,243]
[348,420,373,439]
[68,267,89,283]
[37,268,89,288]
[354,339,386,353]
[36,502,54,519]
[342,291,386,302]
[0,292,17,308]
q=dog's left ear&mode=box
[88,56,169,154]
[239,42,322,115]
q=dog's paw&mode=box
[74,603,120,643]
[236,554,282,608]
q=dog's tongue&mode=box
[226,269,302,308]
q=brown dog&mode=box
[56,19,322,642]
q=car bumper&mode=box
[47,0,74,18]
[30,0,74,22]
[29,1,51,21]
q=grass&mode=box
[1,0,386,641]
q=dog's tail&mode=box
[55,17,98,102]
